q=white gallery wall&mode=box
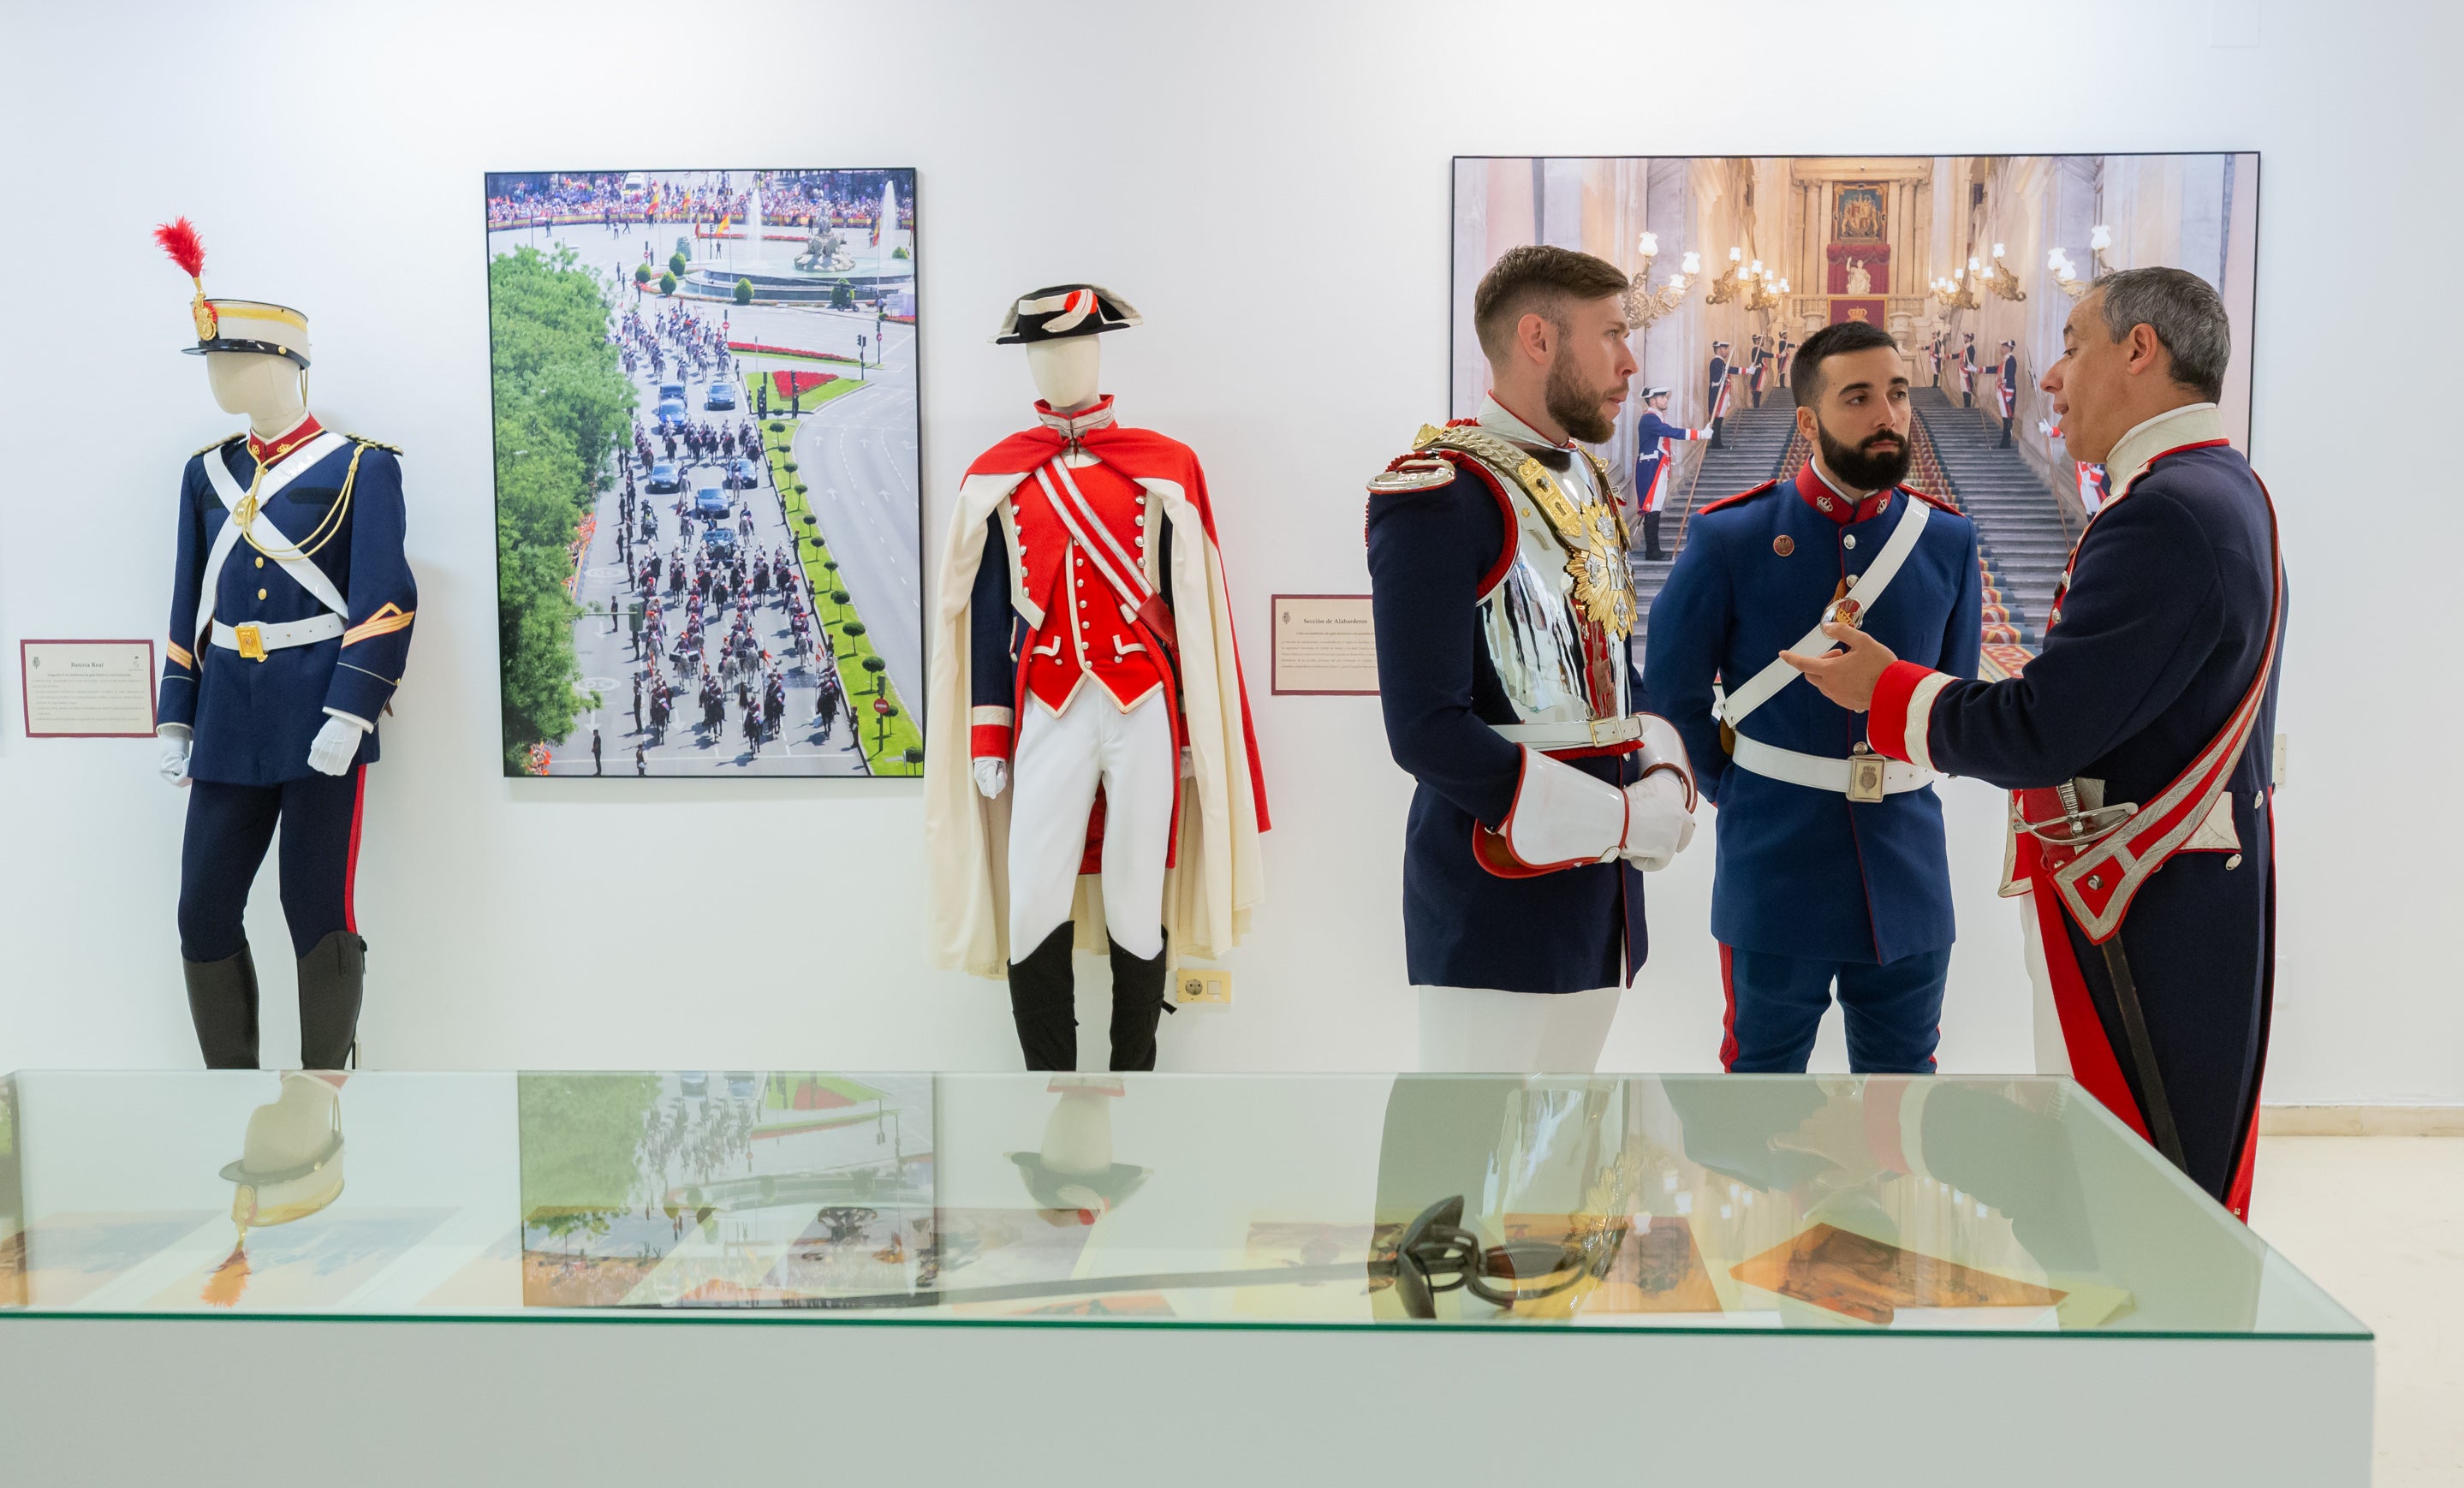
[0,0,2452,1104]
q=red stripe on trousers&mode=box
[342,765,366,935]
[1717,943,1740,1071]
[2031,883,2153,1146]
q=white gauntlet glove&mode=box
[1622,714,1699,871]
[1621,771,1697,871]
[157,726,193,787]
[972,758,1009,799]
[307,714,369,777]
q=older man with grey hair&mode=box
[1779,266,2284,1220]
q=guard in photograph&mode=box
[1784,269,2282,1219]
[1366,246,1698,1074]
[1644,320,1981,1076]
[1997,339,2021,445]
[923,284,1270,1072]
[1705,339,1735,447]
[1630,387,1709,562]
[152,219,416,1071]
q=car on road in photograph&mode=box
[702,526,737,561]
[655,396,687,429]
[705,380,738,411]
[694,485,729,519]
[646,460,681,493]
[723,457,759,490]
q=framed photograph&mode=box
[1451,153,2259,680]
[484,169,923,777]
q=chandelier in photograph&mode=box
[1626,233,1700,327]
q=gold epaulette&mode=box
[348,434,403,455]
[192,432,243,458]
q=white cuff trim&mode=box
[323,708,375,733]
[1902,672,1953,774]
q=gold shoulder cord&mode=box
[240,442,364,562]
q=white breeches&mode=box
[1414,985,1624,1074]
[1009,687,1175,960]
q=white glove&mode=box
[1622,771,1697,871]
[158,727,193,787]
[307,715,369,777]
[972,758,1009,799]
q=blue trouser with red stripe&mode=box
[177,767,366,961]
[1720,944,1952,1074]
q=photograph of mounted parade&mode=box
[1451,154,2259,680]
[484,169,922,777]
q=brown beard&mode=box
[1544,348,1617,444]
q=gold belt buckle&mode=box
[234,622,268,662]
[1587,716,1628,747]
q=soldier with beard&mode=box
[1366,246,1699,1073]
[1643,320,1982,1074]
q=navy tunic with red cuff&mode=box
[1642,463,1980,965]
[1365,465,1649,995]
[1864,431,2283,1211]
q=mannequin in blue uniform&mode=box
[152,223,416,1071]
[1785,269,2282,1219]
[1366,246,1697,1073]
[1644,320,1981,1074]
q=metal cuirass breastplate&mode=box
[1481,476,1628,725]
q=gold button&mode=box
[257,588,268,600]
[255,557,265,568]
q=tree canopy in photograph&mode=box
[489,246,634,773]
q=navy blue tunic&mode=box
[1644,469,1981,964]
[1366,466,1648,994]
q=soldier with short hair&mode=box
[1366,245,1699,1072]
[1785,267,2283,1219]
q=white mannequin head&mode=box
[205,350,307,436]
[1025,336,1101,414]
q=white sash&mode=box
[197,433,352,650]
[1721,491,1931,728]
[1032,462,1153,622]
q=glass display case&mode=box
[0,1069,2362,1335]
[0,1070,2372,1485]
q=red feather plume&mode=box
[154,217,206,279]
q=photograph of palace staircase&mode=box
[1628,384,2080,680]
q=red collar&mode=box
[248,414,324,467]
[1794,461,1894,526]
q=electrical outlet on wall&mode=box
[1175,967,1231,1006]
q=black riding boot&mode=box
[1642,510,1666,561]
[297,931,367,1072]
[1107,937,1171,1074]
[1009,922,1078,1072]
[183,943,261,1069]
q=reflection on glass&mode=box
[0,1070,2360,1337]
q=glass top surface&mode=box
[0,1070,2363,1336]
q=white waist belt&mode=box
[1729,733,1934,795]
[1491,714,1648,751]
[211,616,344,653]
